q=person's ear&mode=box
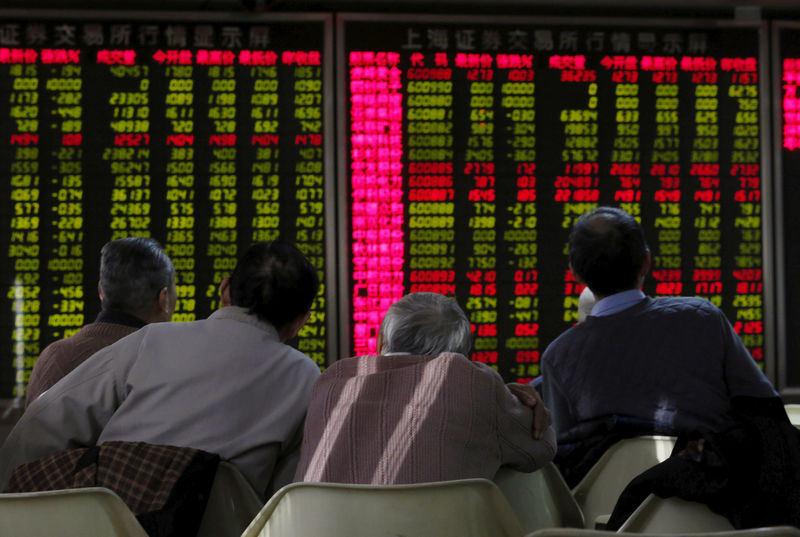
[156,287,173,320]
[295,310,311,335]
[375,332,384,356]
[639,250,652,287]
[279,311,311,342]
[219,277,231,307]
[97,282,104,301]
[568,262,585,285]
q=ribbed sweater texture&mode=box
[25,322,139,406]
[295,352,555,484]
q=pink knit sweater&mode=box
[295,352,556,484]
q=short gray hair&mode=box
[100,237,174,317]
[379,292,472,356]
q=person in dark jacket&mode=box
[541,206,776,485]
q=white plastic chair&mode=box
[571,436,676,528]
[526,526,800,537]
[494,463,584,532]
[617,493,734,532]
[196,461,264,537]
[0,486,149,537]
[242,478,525,537]
[784,404,800,428]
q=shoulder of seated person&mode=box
[444,353,502,375]
[650,295,720,316]
[325,352,467,373]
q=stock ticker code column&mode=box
[5,52,42,398]
[289,55,328,363]
[343,16,768,382]
[0,16,333,398]
[349,52,405,355]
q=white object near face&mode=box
[577,287,596,323]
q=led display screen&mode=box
[340,15,768,382]
[0,12,334,398]
[0,12,775,396]
[775,22,800,389]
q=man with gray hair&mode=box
[294,292,556,484]
[25,237,176,407]
[2,241,321,496]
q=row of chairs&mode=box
[0,435,794,537]
[530,529,800,537]
[505,435,731,533]
[0,462,263,537]
[0,476,794,537]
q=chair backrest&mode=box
[196,461,265,537]
[617,493,734,532]
[526,526,800,537]
[0,487,149,537]
[784,404,800,427]
[494,463,584,532]
[571,435,676,528]
[242,478,525,537]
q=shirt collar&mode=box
[591,289,646,317]
[94,309,148,329]
[209,305,280,340]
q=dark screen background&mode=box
[0,14,332,397]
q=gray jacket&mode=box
[0,306,320,496]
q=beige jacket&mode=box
[1,306,320,496]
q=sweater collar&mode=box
[94,309,147,329]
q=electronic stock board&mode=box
[340,15,771,383]
[775,21,800,392]
[0,12,334,398]
[0,11,775,398]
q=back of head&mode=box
[569,206,649,297]
[228,241,319,329]
[100,237,174,319]
[379,292,472,356]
